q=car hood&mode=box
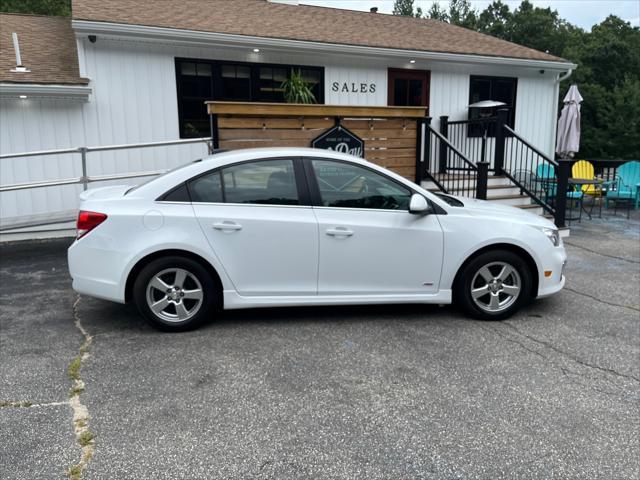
[451,196,555,229]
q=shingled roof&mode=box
[71,0,569,64]
[0,13,88,85]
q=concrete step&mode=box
[514,204,544,216]
[485,194,532,207]
[421,175,512,186]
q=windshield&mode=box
[433,192,464,207]
[125,159,202,195]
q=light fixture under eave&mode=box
[253,48,260,53]
[409,59,416,64]
[19,95,27,99]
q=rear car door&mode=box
[307,158,444,295]
[190,157,318,296]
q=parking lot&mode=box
[1,213,639,480]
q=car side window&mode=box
[189,170,223,203]
[188,159,300,205]
[221,159,299,205]
[311,159,411,210]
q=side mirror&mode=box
[409,193,430,215]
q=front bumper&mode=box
[537,247,567,298]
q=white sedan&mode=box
[68,148,566,331]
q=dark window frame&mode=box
[175,58,325,138]
[387,68,431,107]
[468,75,518,137]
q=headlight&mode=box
[542,227,561,247]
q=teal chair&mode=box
[535,163,584,202]
[536,163,584,221]
[605,161,640,210]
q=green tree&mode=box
[392,0,422,18]
[506,0,574,56]
[476,1,512,39]
[0,0,70,15]
[448,0,477,29]
[426,2,448,22]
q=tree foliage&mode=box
[392,0,423,18]
[0,0,70,16]
[392,0,640,159]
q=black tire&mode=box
[133,256,219,332]
[455,249,532,321]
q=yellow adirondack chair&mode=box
[572,160,599,196]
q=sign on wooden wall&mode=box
[311,125,364,158]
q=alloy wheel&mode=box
[145,268,204,323]
[470,261,521,313]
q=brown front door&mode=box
[388,69,430,107]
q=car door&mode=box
[189,157,318,296]
[307,158,444,295]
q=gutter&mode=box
[72,20,578,71]
[0,83,92,100]
[556,69,573,83]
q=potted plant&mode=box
[281,69,317,104]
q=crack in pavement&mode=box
[0,400,70,409]
[564,240,640,264]
[563,286,640,312]
[66,295,96,480]
[478,319,640,398]
[502,321,640,384]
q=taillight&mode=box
[76,210,107,239]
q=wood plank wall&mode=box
[217,117,417,179]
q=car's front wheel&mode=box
[456,250,532,320]
[133,256,219,331]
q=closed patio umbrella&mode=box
[556,84,583,157]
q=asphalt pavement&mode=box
[1,212,639,479]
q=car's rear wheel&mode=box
[456,250,532,320]
[133,256,218,331]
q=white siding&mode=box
[0,37,560,225]
[325,65,387,105]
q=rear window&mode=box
[127,159,202,195]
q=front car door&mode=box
[307,158,444,295]
[189,157,318,296]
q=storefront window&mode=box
[175,59,324,137]
[468,76,517,136]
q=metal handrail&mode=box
[427,125,477,170]
[0,137,212,194]
[503,125,558,167]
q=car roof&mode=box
[129,147,425,200]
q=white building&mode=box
[0,0,575,229]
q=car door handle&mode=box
[212,221,242,232]
[326,227,354,237]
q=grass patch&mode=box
[68,356,82,381]
[68,385,84,398]
[67,463,82,480]
[78,430,95,447]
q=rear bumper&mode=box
[71,276,125,303]
[68,239,127,303]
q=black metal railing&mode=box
[586,159,628,182]
[502,125,558,216]
[422,109,573,228]
[443,116,497,169]
[424,124,488,199]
